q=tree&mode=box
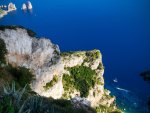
[0,38,7,63]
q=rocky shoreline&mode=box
[0,9,7,18]
[0,2,16,18]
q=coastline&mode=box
[0,3,17,19]
[0,12,7,18]
[0,0,150,112]
[0,9,7,18]
[0,9,17,19]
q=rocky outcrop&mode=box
[8,3,17,12]
[0,2,16,19]
[0,26,119,112]
[27,1,32,10]
[22,4,27,10]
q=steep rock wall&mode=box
[0,27,116,109]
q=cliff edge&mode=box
[0,26,121,113]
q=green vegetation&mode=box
[0,96,15,113]
[0,38,7,63]
[22,95,94,113]
[0,82,27,113]
[61,51,85,58]
[0,38,34,90]
[0,39,94,113]
[63,65,97,97]
[95,105,122,113]
[0,64,35,90]
[53,49,60,56]
[61,51,76,57]
[0,25,36,37]
[85,50,101,62]
[43,75,59,90]
[0,35,121,113]
[62,74,76,98]
[0,83,94,113]
[6,65,35,89]
[0,9,4,14]
[97,62,104,70]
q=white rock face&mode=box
[22,4,27,10]
[0,28,61,98]
[27,1,32,10]
[0,27,115,107]
[8,3,17,12]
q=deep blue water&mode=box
[0,0,150,112]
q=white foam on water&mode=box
[116,87,130,93]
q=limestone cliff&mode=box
[0,26,120,112]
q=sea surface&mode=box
[0,0,150,112]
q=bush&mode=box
[22,96,93,113]
[85,50,100,61]
[96,105,122,113]
[43,75,59,90]
[0,38,7,63]
[0,96,15,113]
[6,65,35,89]
[60,51,75,57]
[0,82,94,113]
[63,65,96,97]
[0,82,27,113]
[0,82,96,113]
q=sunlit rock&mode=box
[8,3,17,12]
[0,26,119,112]
[27,1,32,10]
[22,3,27,10]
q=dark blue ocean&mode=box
[0,0,150,112]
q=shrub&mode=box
[0,38,7,63]
[63,65,96,97]
[63,74,75,91]
[0,82,95,113]
[6,65,35,89]
[43,75,59,90]
[22,96,92,113]
[97,63,104,70]
[0,96,15,113]
[85,50,100,61]
[60,51,75,57]
[0,82,27,113]
[95,105,122,113]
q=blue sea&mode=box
[0,0,150,112]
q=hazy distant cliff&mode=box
[0,26,121,112]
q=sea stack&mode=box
[27,1,32,10]
[22,3,27,10]
[8,3,17,12]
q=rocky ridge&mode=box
[0,26,120,112]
